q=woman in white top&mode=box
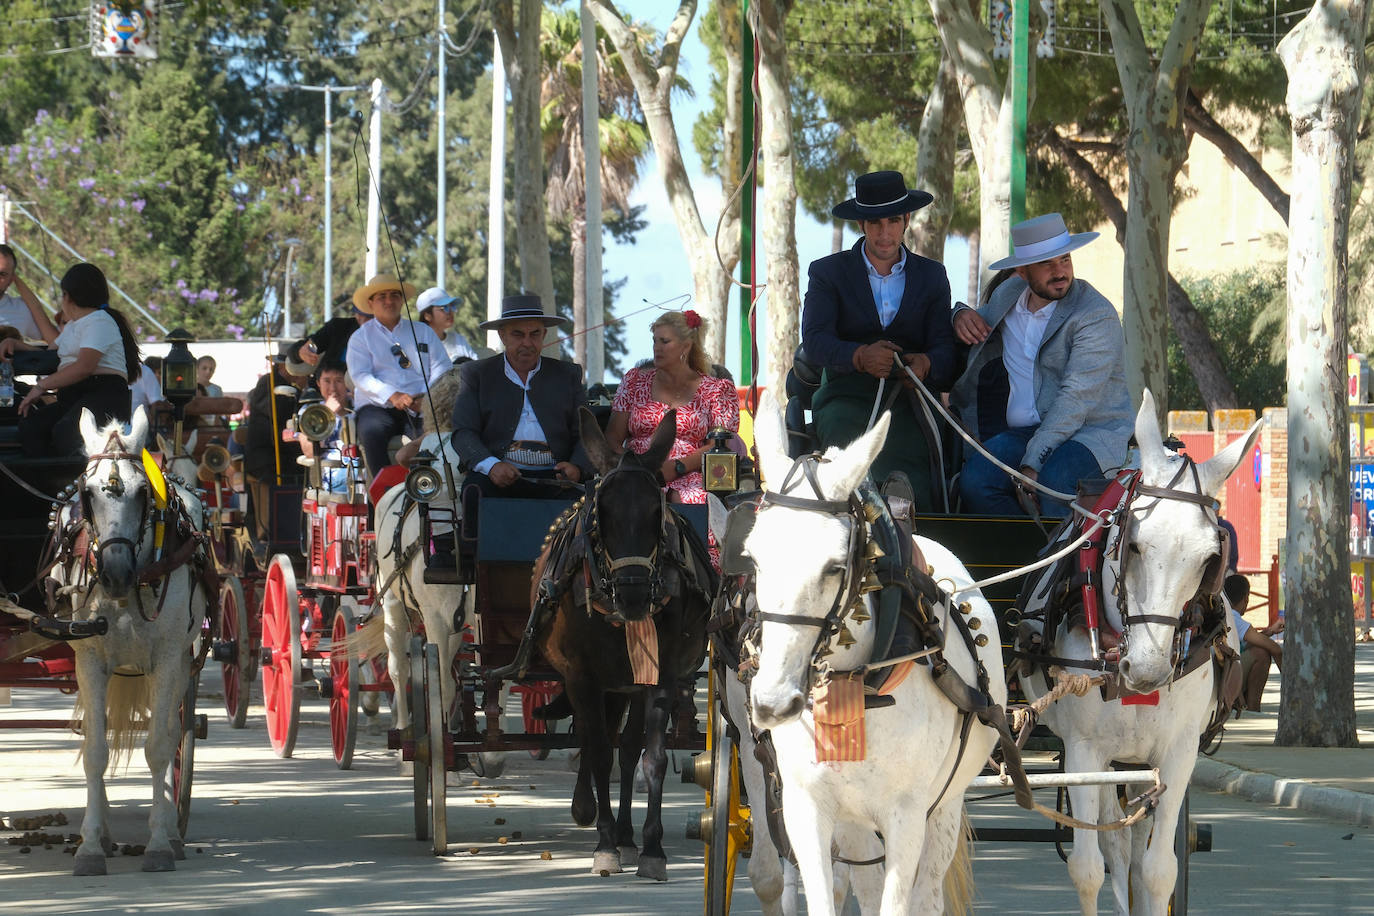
[0,263,141,457]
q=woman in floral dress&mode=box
[606,310,740,505]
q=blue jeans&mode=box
[959,426,1103,519]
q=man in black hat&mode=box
[452,294,589,497]
[801,170,956,509]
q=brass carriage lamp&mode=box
[702,427,739,493]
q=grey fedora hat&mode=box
[477,293,571,332]
[831,170,934,221]
[988,213,1099,270]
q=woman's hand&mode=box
[17,383,45,416]
[0,337,30,360]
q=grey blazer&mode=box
[949,277,1132,473]
[450,354,589,473]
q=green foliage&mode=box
[1168,268,1287,412]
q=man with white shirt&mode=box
[0,245,45,340]
[345,273,453,478]
[800,170,956,510]
[950,213,1132,519]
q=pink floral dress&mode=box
[612,367,741,505]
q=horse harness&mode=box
[45,440,213,631]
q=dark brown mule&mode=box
[531,408,714,880]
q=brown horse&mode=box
[531,408,715,880]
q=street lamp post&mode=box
[283,237,302,337]
[268,82,365,323]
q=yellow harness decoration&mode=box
[142,448,168,551]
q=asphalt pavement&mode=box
[1191,638,1374,827]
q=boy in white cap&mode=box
[416,286,479,362]
[950,212,1132,518]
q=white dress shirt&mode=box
[345,318,453,410]
[472,357,552,476]
[1002,287,1057,429]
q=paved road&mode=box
[3,670,1371,914]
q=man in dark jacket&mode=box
[801,170,956,509]
[290,295,372,373]
[244,344,310,542]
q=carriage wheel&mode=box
[173,675,199,838]
[520,681,559,760]
[261,555,302,758]
[424,642,449,855]
[217,576,251,729]
[409,635,431,842]
[329,601,361,769]
[704,710,743,916]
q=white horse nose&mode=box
[752,690,804,728]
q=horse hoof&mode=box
[591,850,622,876]
[618,844,639,867]
[636,855,668,882]
[473,752,505,778]
[142,849,177,872]
[73,855,107,877]
[171,839,186,861]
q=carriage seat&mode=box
[785,345,822,458]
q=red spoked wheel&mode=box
[329,600,360,769]
[261,555,302,758]
[217,576,252,728]
[519,680,561,761]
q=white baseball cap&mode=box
[416,287,459,313]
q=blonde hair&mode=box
[651,310,711,376]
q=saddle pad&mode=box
[813,672,865,763]
[625,617,660,686]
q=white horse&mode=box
[64,407,209,875]
[1019,390,1260,916]
[745,392,1001,916]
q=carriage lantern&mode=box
[161,327,199,408]
[702,427,739,493]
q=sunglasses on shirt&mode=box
[390,343,412,370]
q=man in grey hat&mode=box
[950,212,1132,518]
[800,170,957,510]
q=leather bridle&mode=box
[585,458,670,621]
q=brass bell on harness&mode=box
[859,569,883,594]
[836,625,857,648]
[958,601,972,615]
[864,540,886,561]
[862,501,882,523]
[849,603,872,624]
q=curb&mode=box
[1191,757,1374,828]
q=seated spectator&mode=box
[346,274,453,479]
[0,244,45,340]
[1223,574,1283,712]
[417,287,479,363]
[197,355,224,399]
[299,362,361,492]
[131,355,167,418]
[0,263,142,457]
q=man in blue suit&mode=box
[801,170,956,509]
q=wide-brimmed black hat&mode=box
[477,294,572,332]
[831,170,934,221]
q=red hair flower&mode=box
[683,309,702,330]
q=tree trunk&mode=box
[571,214,588,367]
[1044,129,1239,412]
[831,221,844,255]
[586,0,736,366]
[1184,90,1291,225]
[753,0,799,400]
[908,49,961,261]
[927,0,1018,281]
[1274,0,1369,748]
[494,0,558,321]
[966,227,980,305]
[1099,0,1212,419]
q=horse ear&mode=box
[78,408,102,456]
[578,407,617,475]
[706,492,729,542]
[156,433,172,456]
[183,428,198,457]
[127,406,149,453]
[642,409,677,470]
[752,390,790,485]
[1134,389,1170,480]
[816,411,891,500]
[1198,417,1263,498]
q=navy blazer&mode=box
[450,354,590,473]
[800,239,956,390]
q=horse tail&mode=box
[339,612,387,661]
[941,807,975,916]
[72,674,152,769]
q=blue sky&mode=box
[594,4,970,385]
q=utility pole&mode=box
[1010,0,1029,226]
[436,0,448,288]
[581,1,603,384]
[487,33,507,350]
[366,78,385,279]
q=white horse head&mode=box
[1110,390,1261,693]
[77,407,154,597]
[746,390,891,729]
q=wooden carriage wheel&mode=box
[329,600,360,769]
[261,555,302,758]
[704,709,746,916]
[172,674,200,839]
[217,575,251,729]
[424,641,448,855]
[409,635,431,842]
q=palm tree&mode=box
[540,7,653,369]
